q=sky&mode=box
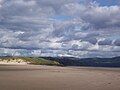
[0,0,120,58]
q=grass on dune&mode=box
[0,57,61,66]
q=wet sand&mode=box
[0,65,120,90]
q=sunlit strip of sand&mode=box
[0,62,28,65]
[0,60,29,65]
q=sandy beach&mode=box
[0,65,120,90]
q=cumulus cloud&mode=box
[0,0,120,58]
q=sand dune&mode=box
[0,59,29,65]
[0,65,120,90]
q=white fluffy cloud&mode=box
[0,0,120,58]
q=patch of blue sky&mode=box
[108,35,120,40]
[94,0,120,6]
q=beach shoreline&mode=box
[0,65,120,90]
